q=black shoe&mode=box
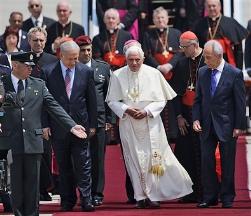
[61,205,73,212]
[92,196,103,206]
[136,200,146,209]
[222,202,233,208]
[178,197,198,203]
[81,202,95,212]
[126,199,137,204]
[197,200,218,208]
[145,199,160,208]
[40,192,52,201]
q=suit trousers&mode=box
[10,154,42,216]
[53,134,92,207]
[40,139,53,193]
[201,127,236,203]
[90,127,106,197]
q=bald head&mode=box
[57,1,72,24]
[28,0,43,19]
[203,40,223,69]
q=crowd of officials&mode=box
[0,0,250,215]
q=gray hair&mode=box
[206,0,221,7]
[28,26,47,40]
[125,45,144,59]
[204,40,223,55]
[104,8,120,20]
[60,40,80,53]
[57,0,72,12]
[153,6,168,18]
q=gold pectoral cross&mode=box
[187,83,195,91]
[128,87,139,102]
[109,53,114,62]
[162,50,169,58]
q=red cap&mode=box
[180,31,197,40]
[75,35,92,46]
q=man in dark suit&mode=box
[45,1,85,54]
[75,35,112,206]
[41,40,97,212]
[22,0,55,33]
[0,51,87,216]
[192,40,246,208]
[27,26,58,201]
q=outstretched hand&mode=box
[70,125,87,139]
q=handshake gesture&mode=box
[125,107,147,119]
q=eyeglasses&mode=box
[29,4,40,9]
[179,44,193,49]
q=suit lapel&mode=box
[54,62,69,100]
[213,63,227,97]
[70,63,81,101]
[204,68,212,99]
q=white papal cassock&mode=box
[106,64,193,201]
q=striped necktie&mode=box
[65,68,71,98]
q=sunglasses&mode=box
[29,4,40,9]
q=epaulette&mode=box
[96,59,109,66]
[29,76,43,82]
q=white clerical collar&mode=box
[59,20,71,27]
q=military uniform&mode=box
[1,52,77,216]
[90,59,112,204]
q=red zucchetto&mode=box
[180,31,198,40]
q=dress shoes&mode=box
[222,202,233,208]
[92,196,103,206]
[136,200,147,209]
[126,199,137,204]
[61,205,74,212]
[81,202,95,212]
[40,192,52,201]
[197,200,218,208]
[145,199,160,208]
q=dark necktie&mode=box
[211,69,218,96]
[65,68,71,98]
[35,19,39,27]
[17,79,25,103]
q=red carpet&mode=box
[1,137,251,215]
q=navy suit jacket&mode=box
[41,61,97,139]
[22,16,55,32]
[192,62,246,142]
